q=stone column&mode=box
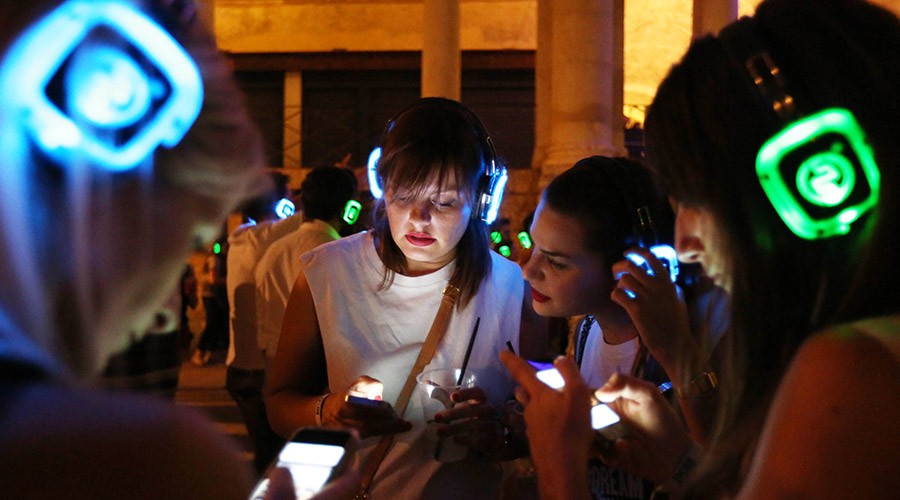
[532,0,552,170]
[283,71,302,169]
[422,0,461,100]
[693,0,738,38]
[538,0,625,192]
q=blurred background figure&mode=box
[255,165,359,364]
[0,0,271,498]
[225,171,301,474]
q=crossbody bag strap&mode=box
[356,284,460,499]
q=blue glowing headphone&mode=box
[366,100,508,225]
[0,0,202,171]
[719,18,880,240]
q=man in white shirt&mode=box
[256,166,358,363]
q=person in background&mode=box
[225,173,303,475]
[502,0,900,498]
[0,0,269,497]
[266,97,548,499]
[192,238,230,366]
[255,166,359,365]
[179,263,200,356]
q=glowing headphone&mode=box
[0,1,202,171]
[343,199,362,225]
[275,198,296,219]
[517,230,533,250]
[720,18,880,240]
[629,205,679,285]
[365,100,508,225]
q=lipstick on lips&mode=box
[531,287,550,303]
[406,232,436,247]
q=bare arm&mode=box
[264,269,328,438]
[265,268,411,439]
[738,329,900,498]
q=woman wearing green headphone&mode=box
[502,0,900,498]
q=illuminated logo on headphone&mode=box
[517,231,533,250]
[756,108,880,240]
[721,19,880,240]
[0,0,202,171]
[343,200,362,225]
[275,198,296,219]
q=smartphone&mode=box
[529,361,627,437]
[345,394,398,416]
[249,427,354,500]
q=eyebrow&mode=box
[539,248,571,259]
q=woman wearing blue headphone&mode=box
[267,97,548,499]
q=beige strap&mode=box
[357,284,460,498]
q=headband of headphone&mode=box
[0,1,202,171]
[719,18,880,240]
[366,99,508,225]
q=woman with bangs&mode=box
[266,97,547,499]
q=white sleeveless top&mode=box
[301,231,524,499]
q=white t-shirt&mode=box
[254,219,340,358]
[225,215,302,369]
[301,231,524,499]
[578,320,640,388]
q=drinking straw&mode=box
[456,317,481,386]
[506,340,515,354]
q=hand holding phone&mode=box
[528,360,628,441]
[344,394,398,417]
[250,427,355,500]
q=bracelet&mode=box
[674,371,718,398]
[314,393,330,426]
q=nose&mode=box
[676,237,703,264]
[521,250,542,282]
[409,199,432,224]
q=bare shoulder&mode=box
[740,322,900,498]
[0,384,253,500]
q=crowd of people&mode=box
[0,0,897,499]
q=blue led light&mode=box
[367,147,383,199]
[275,198,296,219]
[0,0,203,171]
[624,244,679,284]
[483,167,508,225]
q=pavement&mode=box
[174,355,255,468]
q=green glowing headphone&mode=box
[720,19,880,240]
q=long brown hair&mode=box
[646,0,900,494]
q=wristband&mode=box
[675,371,718,398]
[314,393,330,426]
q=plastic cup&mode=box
[416,367,478,462]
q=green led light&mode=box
[213,242,221,254]
[490,231,502,244]
[343,199,362,225]
[756,108,880,240]
[499,245,511,258]
[517,231,533,249]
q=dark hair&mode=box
[300,166,357,222]
[542,156,673,266]
[645,0,900,493]
[371,97,494,307]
